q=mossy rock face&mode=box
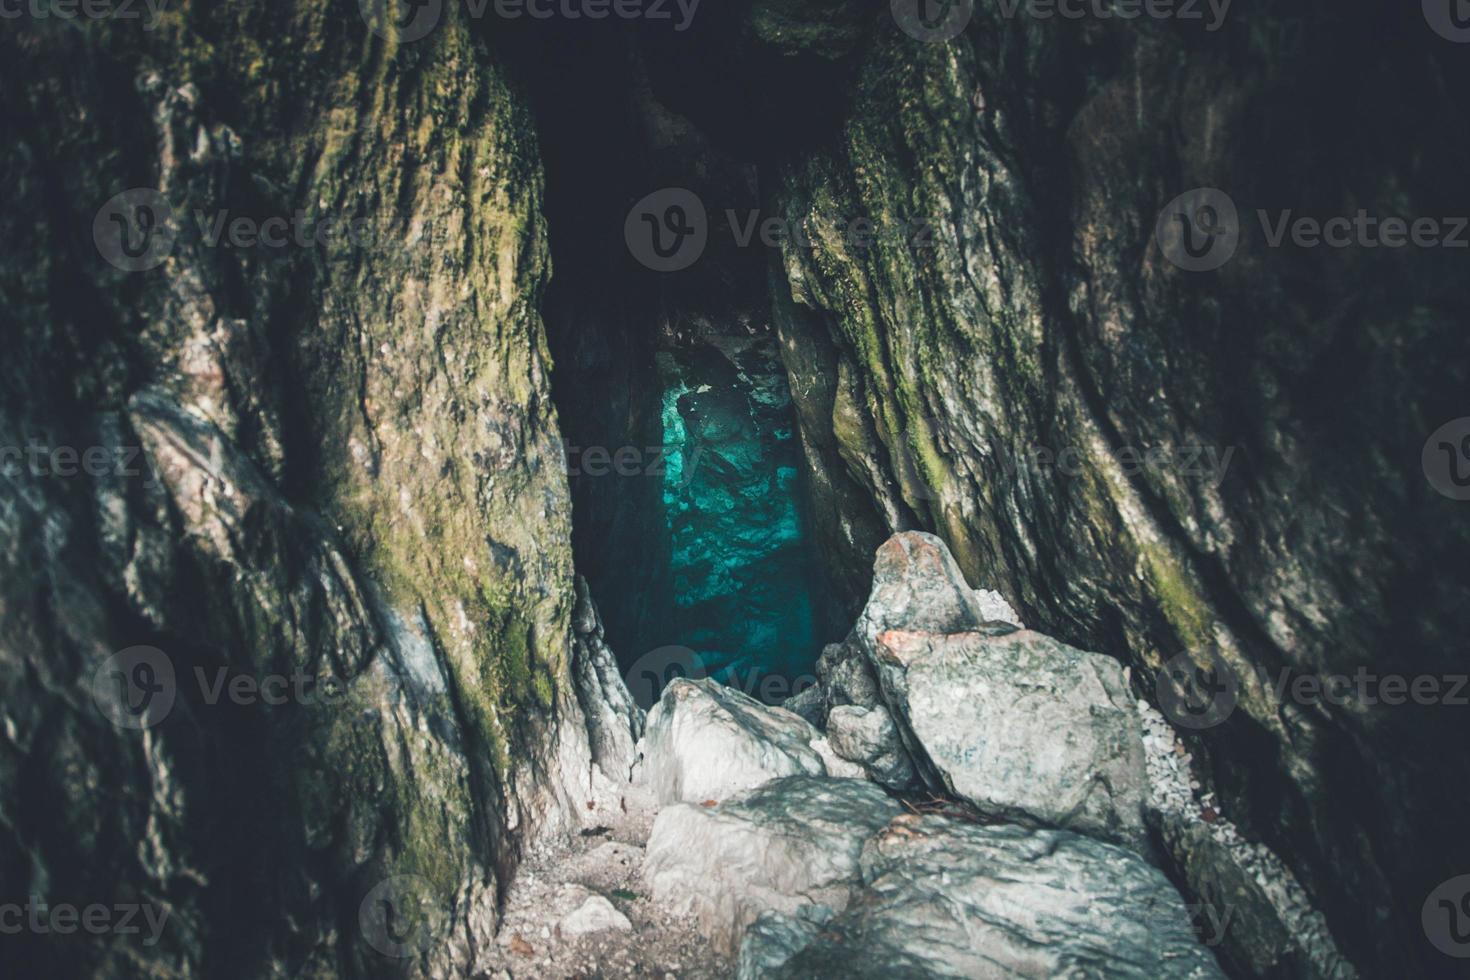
[1,5,583,976]
[760,7,1470,978]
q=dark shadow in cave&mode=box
[495,17,844,702]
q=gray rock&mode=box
[571,575,644,780]
[871,624,1148,850]
[765,818,1227,979]
[642,775,903,953]
[825,704,916,790]
[638,678,859,805]
[853,533,1018,649]
[816,638,882,711]
[852,533,1146,849]
[558,895,633,938]
[736,907,834,980]
[780,684,825,727]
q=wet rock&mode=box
[642,775,902,953]
[638,678,858,805]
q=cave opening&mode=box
[501,18,846,702]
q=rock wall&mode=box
[743,4,1470,977]
[1,5,598,976]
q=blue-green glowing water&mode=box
[649,340,828,700]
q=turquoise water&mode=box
[649,340,828,701]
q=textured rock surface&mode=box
[558,893,633,938]
[736,907,834,980]
[825,704,916,790]
[0,7,601,976]
[724,6,1470,975]
[642,775,902,953]
[764,818,1226,980]
[1139,701,1354,979]
[572,576,644,779]
[870,622,1148,849]
[638,678,859,804]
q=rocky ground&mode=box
[477,781,733,979]
[523,530,1353,979]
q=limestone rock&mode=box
[643,775,902,953]
[571,576,644,780]
[558,895,633,938]
[871,625,1148,850]
[825,704,916,790]
[638,678,857,804]
[736,907,834,980]
[762,818,1226,979]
